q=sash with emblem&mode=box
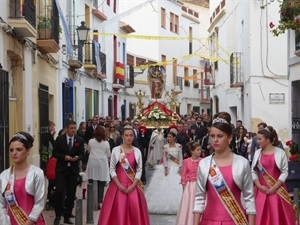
[4,166,28,225]
[208,158,248,225]
[119,147,144,192]
[256,156,297,218]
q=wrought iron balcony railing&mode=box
[9,0,36,28]
[230,52,243,87]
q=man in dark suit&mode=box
[190,117,207,143]
[84,116,98,143]
[53,121,85,225]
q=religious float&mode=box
[134,65,181,128]
[135,101,180,128]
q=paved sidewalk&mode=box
[42,167,177,225]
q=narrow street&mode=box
[42,166,178,225]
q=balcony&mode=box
[36,0,60,53]
[230,52,244,88]
[200,87,210,104]
[124,65,134,88]
[204,63,215,85]
[8,0,37,37]
[68,48,82,69]
[83,41,107,79]
[295,31,300,57]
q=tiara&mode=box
[12,133,28,141]
[169,128,178,135]
[265,127,270,132]
[124,125,133,129]
[212,117,229,124]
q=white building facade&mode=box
[207,0,289,138]
[119,0,210,116]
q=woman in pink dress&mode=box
[176,141,202,225]
[193,112,256,225]
[98,126,149,225]
[0,132,46,225]
[252,126,297,225]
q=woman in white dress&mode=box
[86,126,111,208]
[145,128,183,214]
[147,128,166,168]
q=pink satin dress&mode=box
[255,153,296,225]
[98,152,150,225]
[200,165,246,225]
[8,177,45,225]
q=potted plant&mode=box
[285,140,300,192]
[267,0,300,36]
[37,16,52,39]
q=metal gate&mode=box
[0,69,9,171]
[292,80,300,144]
[39,84,49,171]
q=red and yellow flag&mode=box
[116,62,124,80]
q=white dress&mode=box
[145,143,183,214]
[86,139,111,182]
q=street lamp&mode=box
[76,21,90,45]
[165,85,182,112]
[76,21,90,62]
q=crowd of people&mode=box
[0,111,298,225]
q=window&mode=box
[94,90,99,115]
[170,12,174,32]
[184,67,190,87]
[113,0,116,13]
[189,27,193,54]
[173,58,177,84]
[161,7,166,28]
[175,15,179,34]
[193,69,199,88]
[107,0,110,6]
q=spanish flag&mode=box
[116,62,124,80]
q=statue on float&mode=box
[147,65,166,99]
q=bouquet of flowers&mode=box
[286,140,300,162]
[142,106,169,123]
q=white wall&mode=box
[210,0,289,138]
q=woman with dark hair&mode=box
[77,122,87,140]
[145,128,183,214]
[193,112,255,225]
[98,125,149,225]
[251,126,297,225]
[86,126,111,208]
[235,125,247,158]
[0,132,46,225]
